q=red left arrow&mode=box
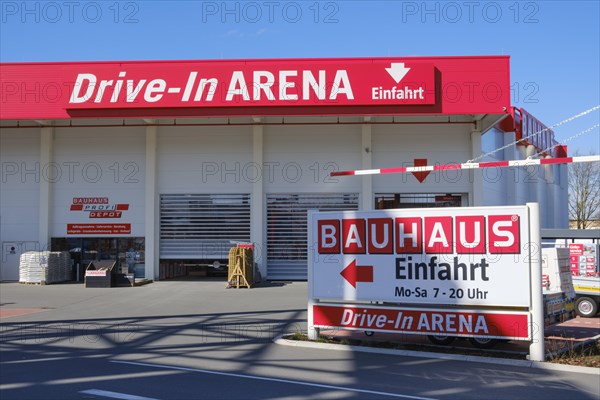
[340,259,374,288]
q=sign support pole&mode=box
[528,202,545,362]
[307,298,319,340]
[307,210,320,340]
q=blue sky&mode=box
[1,0,598,155]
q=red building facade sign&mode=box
[1,56,510,119]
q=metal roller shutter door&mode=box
[160,194,251,260]
[266,193,359,280]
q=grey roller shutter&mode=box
[160,194,251,261]
[266,193,359,280]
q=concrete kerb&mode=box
[273,335,600,375]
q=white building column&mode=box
[514,144,528,205]
[558,163,569,228]
[470,126,483,206]
[39,126,54,250]
[525,144,538,205]
[251,123,266,279]
[544,158,555,228]
[145,125,158,280]
[536,159,548,228]
[361,121,373,210]
[503,131,517,205]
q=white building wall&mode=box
[0,129,41,280]
[158,125,253,193]
[263,124,362,194]
[50,127,146,237]
[372,124,473,196]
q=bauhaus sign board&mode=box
[308,206,532,308]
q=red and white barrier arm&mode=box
[331,155,600,177]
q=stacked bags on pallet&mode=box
[19,251,71,284]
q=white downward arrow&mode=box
[385,62,411,83]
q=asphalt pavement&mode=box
[1,280,599,400]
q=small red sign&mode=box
[435,195,461,203]
[85,270,107,276]
[70,197,129,219]
[569,244,584,256]
[67,224,131,234]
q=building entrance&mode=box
[51,237,145,281]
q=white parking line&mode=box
[111,360,437,400]
[79,389,159,400]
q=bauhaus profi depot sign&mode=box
[307,205,543,351]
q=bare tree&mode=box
[569,153,600,229]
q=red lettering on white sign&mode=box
[367,218,394,254]
[396,217,422,254]
[488,215,520,253]
[318,220,339,254]
[455,215,486,254]
[342,219,366,254]
[317,214,520,255]
[424,216,453,254]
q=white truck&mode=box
[561,240,599,317]
[572,276,600,317]
[541,248,577,324]
[426,247,576,349]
